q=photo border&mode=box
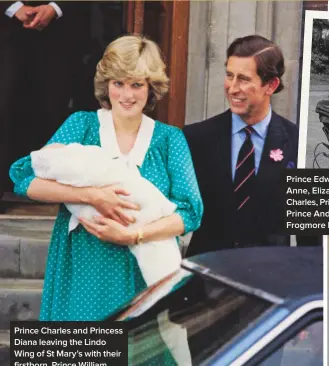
[298,7,328,365]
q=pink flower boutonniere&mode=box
[270,149,284,162]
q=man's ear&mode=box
[265,77,280,96]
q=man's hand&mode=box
[14,5,36,24]
[23,5,56,31]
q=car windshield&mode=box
[110,269,273,365]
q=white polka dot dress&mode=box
[9,111,203,321]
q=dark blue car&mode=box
[108,247,323,365]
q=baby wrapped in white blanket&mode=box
[30,143,182,286]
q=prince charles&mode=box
[183,35,302,256]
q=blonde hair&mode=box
[94,35,169,111]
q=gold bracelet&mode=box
[136,228,145,245]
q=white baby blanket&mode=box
[30,110,182,286]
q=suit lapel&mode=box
[255,111,289,190]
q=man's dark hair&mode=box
[226,35,285,93]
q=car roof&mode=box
[181,247,323,304]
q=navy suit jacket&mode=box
[183,109,299,256]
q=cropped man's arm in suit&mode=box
[51,2,76,16]
[0,1,16,11]
[0,1,22,16]
[1,1,37,24]
[0,1,13,12]
[48,2,63,18]
[48,2,80,18]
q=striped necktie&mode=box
[234,126,256,211]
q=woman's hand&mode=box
[88,185,140,226]
[79,216,137,245]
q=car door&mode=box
[246,309,323,366]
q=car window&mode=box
[123,271,272,365]
[259,320,323,366]
[116,270,193,319]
